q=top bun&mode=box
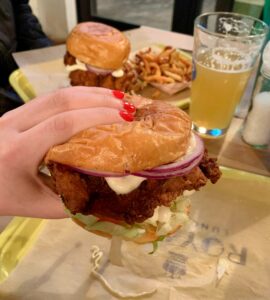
[45,95,192,173]
[66,22,130,70]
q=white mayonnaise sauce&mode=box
[105,175,146,195]
[112,69,124,78]
[65,59,87,72]
[157,206,172,223]
[144,196,191,234]
[145,206,172,227]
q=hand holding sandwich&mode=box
[45,94,221,243]
[0,87,134,218]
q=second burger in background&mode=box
[64,22,141,92]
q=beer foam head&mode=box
[198,47,252,72]
[218,16,266,37]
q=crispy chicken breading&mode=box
[64,51,141,92]
[48,151,221,224]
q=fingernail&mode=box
[119,110,134,122]
[123,101,136,113]
[112,90,125,100]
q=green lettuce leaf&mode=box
[88,221,145,239]
[65,208,145,239]
[65,208,98,227]
[149,235,166,254]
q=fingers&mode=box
[2,87,125,132]
[21,107,125,167]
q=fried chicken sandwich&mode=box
[45,95,221,243]
[64,22,139,92]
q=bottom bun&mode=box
[72,217,183,244]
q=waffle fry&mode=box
[132,46,192,85]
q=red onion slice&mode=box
[133,152,203,179]
[68,166,127,177]
[86,64,113,75]
[150,134,204,173]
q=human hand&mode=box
[0,87,134,218]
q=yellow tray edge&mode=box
[0,217,45,283]
[9,70,36,103]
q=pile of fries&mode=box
[132,46,192,85]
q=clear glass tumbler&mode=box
[190,12,269,138]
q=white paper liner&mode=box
[151,82,191,95]
[18,59,70,96]
[90,245,157,298]
[109,236,123,267]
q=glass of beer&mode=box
[190,12,269,138]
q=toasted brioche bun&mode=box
[72,218,183,244]
[66,22,130,70]
[45,95,192,173]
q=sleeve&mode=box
[11,0,53,51]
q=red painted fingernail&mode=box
[119,110,134,122]
[112,90,125,100]
[123,101,136,113]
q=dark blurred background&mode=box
[76,0,266,34]
[29,0,268,44]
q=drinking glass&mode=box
[190,12,269,138]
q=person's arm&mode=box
[0,87,132,218]
[11,0,53,51]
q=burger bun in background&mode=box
[66,22,131,70]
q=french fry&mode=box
[149,62,161,76]
[163,70,183,82]
[132,46,192,86]
[144,75,175,84]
